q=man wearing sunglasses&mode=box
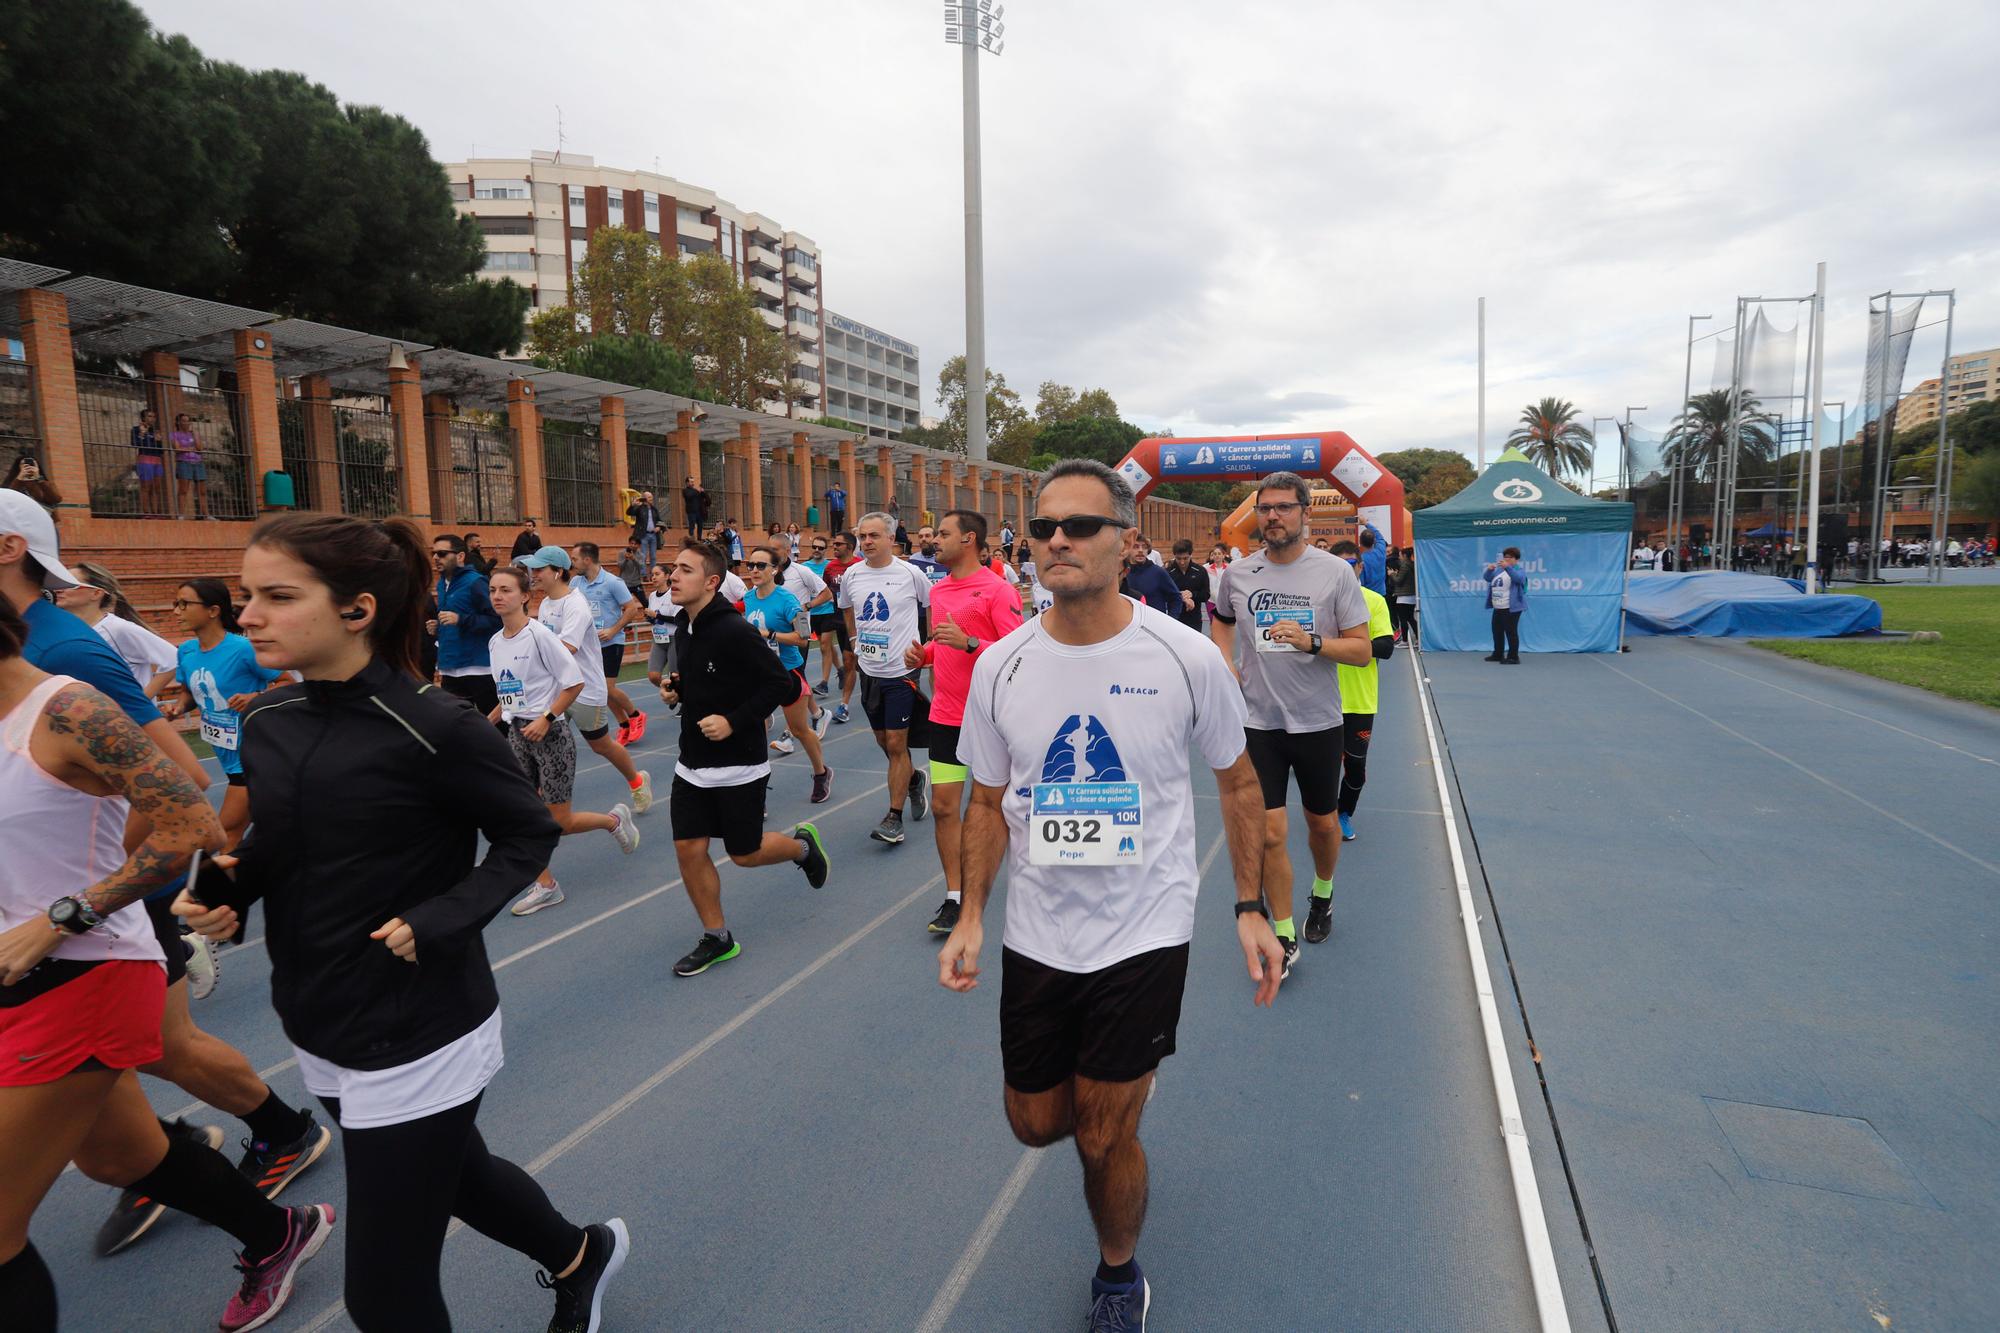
[1210,472,1373,959]
[430,534,500,716]
[837,513,934,844]
[938,459,1277,1332]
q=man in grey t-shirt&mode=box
[1210,472,1373,961]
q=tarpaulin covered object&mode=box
[1622,571,1883,638]
[1414,450,1634,653]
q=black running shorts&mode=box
[145,895,188,987]
[669,774,769,858]
[860,671,921,731]
[812,612,850,653]
[600,643,626,684]
[1243,725,1343,816]
[1000,943,1190,1092]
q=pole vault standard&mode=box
[1804,263,1828,593]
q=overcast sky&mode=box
[142,0,2000,467]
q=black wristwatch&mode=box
[1233,899,1270,920]
[1308,632,1323,656]
[543,710,559,724]
[963,636,980,654]
[48,895,104,935]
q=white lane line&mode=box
[1686,644,1999,767]
[1409,651,1572,1333]
[148,779,894,1126]
[1599,657,2000,878]
[294,869,946,1333]
[912,832,1228,1333]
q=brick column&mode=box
[791,432,811,529]
[387,355,432,522]
[601,395,629,530]
[677,410,700,486]
[876,445,894,514]
[139,351,185,515]
[839,436,858,519]
[509,380,546,524]
[740,421,762,529]
[299,374,340,513]
[424,392,455,527]
[18,290,85,512]
[913,458,928,525]
[1014,473,1029,529]
[939,458,957,515]
[232,330,283,508]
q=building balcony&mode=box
[758,306,785,330]
[750,274,783,301]
[787,318,818,341]
[793,348,821,371]
[462,195,534,217]
[747,244,781,273]
[789,289,818,315]
[784,261,818,289]
[678,219,718,244]
[790,374,822,397]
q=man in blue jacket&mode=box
[1358,521,1388,595]
[431,532,501,708]
[1483,546,1527,664]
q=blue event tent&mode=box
[1413,449,1635,653]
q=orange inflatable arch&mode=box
[1112,431,1409,553]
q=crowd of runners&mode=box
[0,459,1401,1332]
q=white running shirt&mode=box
[780,560,828,610]
[960,602,1248,973]
[92,614,177,689]
[837,557,932,679]
[536,587,608,707]
[487,619,584,722]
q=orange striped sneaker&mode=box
[235,1113,333,1200]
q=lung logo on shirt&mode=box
[1040,715,1126,784]
[857,591,891,622]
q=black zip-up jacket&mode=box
[671,594,799,773]
[223,658,560,1070]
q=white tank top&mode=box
[0,675,165,965]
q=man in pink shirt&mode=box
[904,508,1024,935]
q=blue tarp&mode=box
[1622,571,1883,638]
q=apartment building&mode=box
[442,150,824,417]
[1896,346,1999,430]
[822,312,922,440]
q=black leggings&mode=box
[1390,601,1418,643]
[1491,609,1521,658]
[319,1092,583,1332]
[1338,712,1374,816]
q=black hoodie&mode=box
[224,658,560,1070]
[671,593,799,774]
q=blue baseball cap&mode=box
[519,544,572,570]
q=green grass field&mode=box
[1756,586,2000,709]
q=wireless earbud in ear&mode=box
[339,607,369,621]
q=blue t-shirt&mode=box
[576,568,636,647]
[21,599,161,727]
[742,585,806,671]
[802,558,829,580]
[176,633,278,775]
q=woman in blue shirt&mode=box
[161,578,279,845]
[741,545,831,802]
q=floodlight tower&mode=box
[946,2,1006,461]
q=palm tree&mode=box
[1662,389,1779,483]
[1505,397,1595,483]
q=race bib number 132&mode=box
[1029,782,1143,866]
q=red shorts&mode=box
[789,667,809,705]
[0,960,166,1086]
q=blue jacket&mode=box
[1482,563,1529,612]
[1121,560,1181,617]
[435,566,500,671]
[1359,523,1388,595]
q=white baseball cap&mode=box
[0,489,78,589]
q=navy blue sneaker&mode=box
[1088,1268,1150,1331]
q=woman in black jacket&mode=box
[176,513,627,1333]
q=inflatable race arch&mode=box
[1113,432,1409,551]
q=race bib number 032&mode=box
[1253,607,1314,652]
[1029,782,1143,866]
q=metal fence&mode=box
[175,384,256,520]
[627,430,687,518]
[276,397,403,518]
[718,445,749,532]
[76,371,156,517]
[440,419,519,527]
[0,361,37,465]
[765,455,801,528]
[542,422,607,527]
[73,371,251,520]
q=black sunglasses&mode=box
[1027,515,1123,541]
[744,560,774,571]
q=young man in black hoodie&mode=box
[662,541,831,977]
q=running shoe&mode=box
[810,766,834,804]
[812,680,828,697]
[607,803,639,854]
[674,932,741,977]
[96,1118,223,1256]
[870,811,906,845]
[615,717,633,746]
[540,1218,630,1333]
[1303,894,1334,945]
[512,880,566,916]
[927,898,960,934]
[219,1203,335,1333]
[1087,1267,1151,1332]
[237,1113,333,1201]
[908,770,931,821]
[628,710,648,743]
[630,771,654,814]
[1483,653,1503,662]
[771,734,795,756]
[183,930,219,1000]
[833,704,850,724]
[794,822,830,888]
[812,707,833,739]
[1280,935,1300,980]
[1338,812,1355,842]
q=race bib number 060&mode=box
[857,629,892,664]
[1253,607,1314,652]
[1029,782,1143,866]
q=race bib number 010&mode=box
[496,674,527,717]
[857,629,893,665]
[1029,782,1143,866]
[200,711,241,751]
[1253,607,1314,652]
